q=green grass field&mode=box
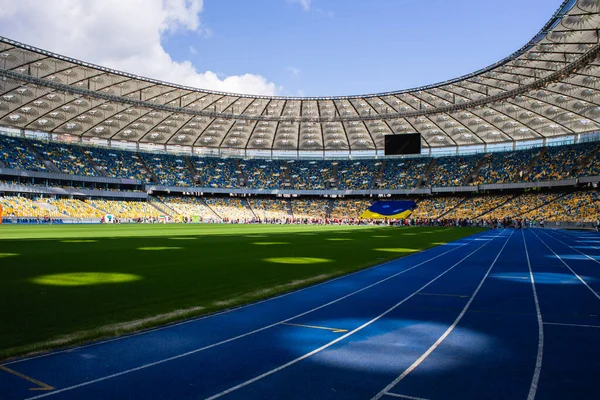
[0,224,484,360]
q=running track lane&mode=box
[2,229,600,399]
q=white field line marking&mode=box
[523,230,544,400]
[533,230,600,301]
[385,393,432,400]
[21,234,488,400]
[370,230,512,400]
[5,234,479,367]
[203,232,506,400]
[544,322,600,329]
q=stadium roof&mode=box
[1,0,600,153]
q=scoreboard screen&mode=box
[384,133,422,155]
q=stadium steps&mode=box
[148,201,170,217]
[419,158,437,188]
[83,152,110,177]
[283,161,292,188]
[464,154,490,186]
[372,161,386,188]
[150,196,178,217]
[435,197,468,219]
[242,197,258,220]
[25,141,61,173]
[285,199,294,218]
[84,200,111,216]
[513,191,569,218]
[475,194,517,218]
[573,143,600,177]
[138,157,160,184]
[203,198,223,221]
[234,159,248,187]
[245,198,258,219]
[519,147,546,180]
[325,199,334,219]
[329,161,339,188]
[185,156,200,185]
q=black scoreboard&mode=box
[384,133,422,155]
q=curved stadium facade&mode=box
[0,0,599,225]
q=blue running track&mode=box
[1,228,599,400]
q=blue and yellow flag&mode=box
[360,200,416,219]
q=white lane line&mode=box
[492,275,530,280]
[370,231,513,400]
[6,235,478,367]
[202,233,506,400]
[544,322,600,329]
[385,393,432,400]
[542,229,600,266]
[21,235,485,400]
[522,230,544,400]
[416,293,468,298]
[533,230,600,301]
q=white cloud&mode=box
[0,0,279,95]
[286,66,301,76]
[288,0,312,11]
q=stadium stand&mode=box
[575,144,600,178]
[2,133,600,226]
[86,147,149,181]
[336,160,379,190]
[521,191,600,223]
[378,158,429,189]
[192,158,238,188]
[0,196,62,217]
[443,194,514,220]
[524,143,595,182]
[473,148,540,185]
[240,159,287,189]
[289,160,332,190]
[4,136,600,189]
[329,198,372,219]
[291,198,329,219]
[203,197,255,221]
[40,198,105,218]
[158,196,220,221]
[247,197,291,221]
[0,136,47,172]
[85,199,163,219]
[428,155,483,187]
[31,141,98,177]
[410,196,465,220]
[482,192,564,220]
[139,153,192,186]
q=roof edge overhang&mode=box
[0,0,576,101]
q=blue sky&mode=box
[1,0,563,97]
[164,0,562,96]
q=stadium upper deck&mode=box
[0,1,599,155]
